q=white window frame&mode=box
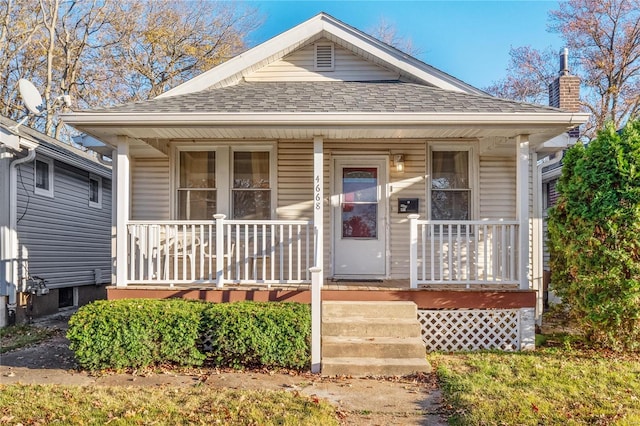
[172,143,276,220]
[427,142,479,221]
[88,174,103,209]
[314,42,335,71]
[34,157,54,198]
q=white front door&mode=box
[332,157,387,278]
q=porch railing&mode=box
[126,217,313,286]
[409,216,520,288]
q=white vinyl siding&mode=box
[131,158,170,220]
[246,39,399,82]
[16,158,112,288]
[479,156,516,219]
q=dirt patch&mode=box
[0,315,449,425]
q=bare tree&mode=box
[368,16,422,56]
[108,0,259,102]
[1,0,260,138]
[486,0,640,136]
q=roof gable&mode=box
[157,12,484,99]
[245,38,400,82]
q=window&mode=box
[88,174,102,209]
[34,157,54,197]
[430,150,471,221]
[232,151,271,220]
[177,151,216,220]
[176,148,273,220]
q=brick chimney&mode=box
[549,48,580,136]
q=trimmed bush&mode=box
[67,299,207,370]
[200,302,311,369]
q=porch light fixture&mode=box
[394,154,405,173]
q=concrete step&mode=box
[322,301,417,319]
[322,318,422,338]
[322,336,426,358]
[322,357,431,377]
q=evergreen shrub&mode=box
[548,120,640,351]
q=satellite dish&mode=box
[18,79,45,115]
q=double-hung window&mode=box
[178,151,216,220]
[427,144,478,230]
[232,151,271,220]
[176,148,272,220]
[34,157,54,197]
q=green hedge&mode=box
[66,299,311,371]
[200,302,311,370]
[67,299,207,370]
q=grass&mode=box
[0,384,339,425]
[0,324,57,354]
[430,336,640,425]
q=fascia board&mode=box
[61,111,591,127]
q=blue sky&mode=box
[245,1,563,90]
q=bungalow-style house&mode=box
[0,116,112,327]
[61,13,589,375]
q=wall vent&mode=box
[314,43,334,71]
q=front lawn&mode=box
[431,338,640,425]
[0,384,338,425]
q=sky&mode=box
[245,1,564,90]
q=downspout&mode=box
[533,151,564,325]
[6,141,37,322]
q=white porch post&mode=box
[408,214,420,288]
[311,136,324,374]
[516,135,530,290]
[115,137,130,288]
[313,136,324,281]
[214,214,226,288]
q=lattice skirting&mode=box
[418,308,531,352]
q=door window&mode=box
[342,167,378,238]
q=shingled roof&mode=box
[89,81,563,115]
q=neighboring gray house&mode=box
[0,116,112,326]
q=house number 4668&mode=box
[315,176,321,210]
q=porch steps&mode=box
[321,301,430,377]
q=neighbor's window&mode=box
[430,150,470,221]
[178,151,216,220]
[34,157,54,197]
[232,151,271,220]
[88,174,102,209]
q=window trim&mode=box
[34,157,54,198]
[172,143,276,220]
[427,142,479,221]
[88,174,103,209]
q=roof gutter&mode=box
[61,111,591,127]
